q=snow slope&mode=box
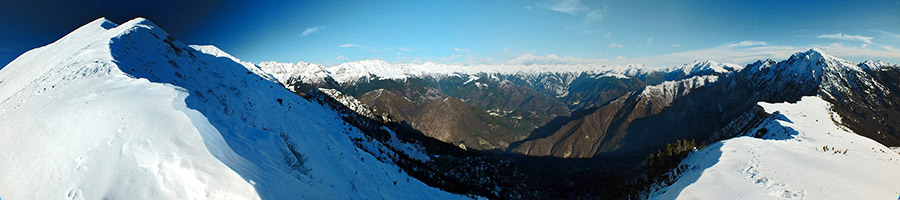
[651,96,900,199]
[0,17,464,199]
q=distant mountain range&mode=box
[2,17,899,199]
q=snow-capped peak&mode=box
[743,49,863,78]
[788,48,860,71]
[0,17,464,199]
[668,60,742,77]
[325,59,444,83]
[859,60,897,72]
[257,61,335,91]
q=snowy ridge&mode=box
[189,44,277,82]
[0,17,464,199]
[859,60,899,72]
[743,48,862,80]
[651,96,900,199]
[309,88,380,121]
[639,75,720,107]
[666,60,742,77]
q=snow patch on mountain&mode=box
[651,96,900,199]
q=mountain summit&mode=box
[0,17,462,199]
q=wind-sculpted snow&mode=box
[650,97,900,199]
[0,17,464,199]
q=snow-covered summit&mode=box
[736,48,886,102]
[859,60,898,72]
[325,59,437,83]
[0,17,463,199]
[669,60,742,76]
[257,61,336,91]
[743,48,856,74]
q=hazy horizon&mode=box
[2,0,899,68]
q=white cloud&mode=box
[817,33,874,44]
[618,41,801,67]
[429,41,899,68]
[525,6,533,10]
[725,41,768,47]
[543,0,603,23]
[504,53,608,65]
[609,42,624,48]
[616,40,900,68]
[547,0,588,14]
[646,38,653,45]
[395,47,414,51]
[336,55,347,60]
[671,44,680,47]
[817,43,900,58]
[453,47,473,53]
[605,32,611,38]
[464,54,494,65]
[440,54,463,63]
[337,43,383,55]
[300,25,324,37]
[579,29,602,34]
[874,30,900,38]
[584,10,604,22]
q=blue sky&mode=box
[2,0,899,68]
